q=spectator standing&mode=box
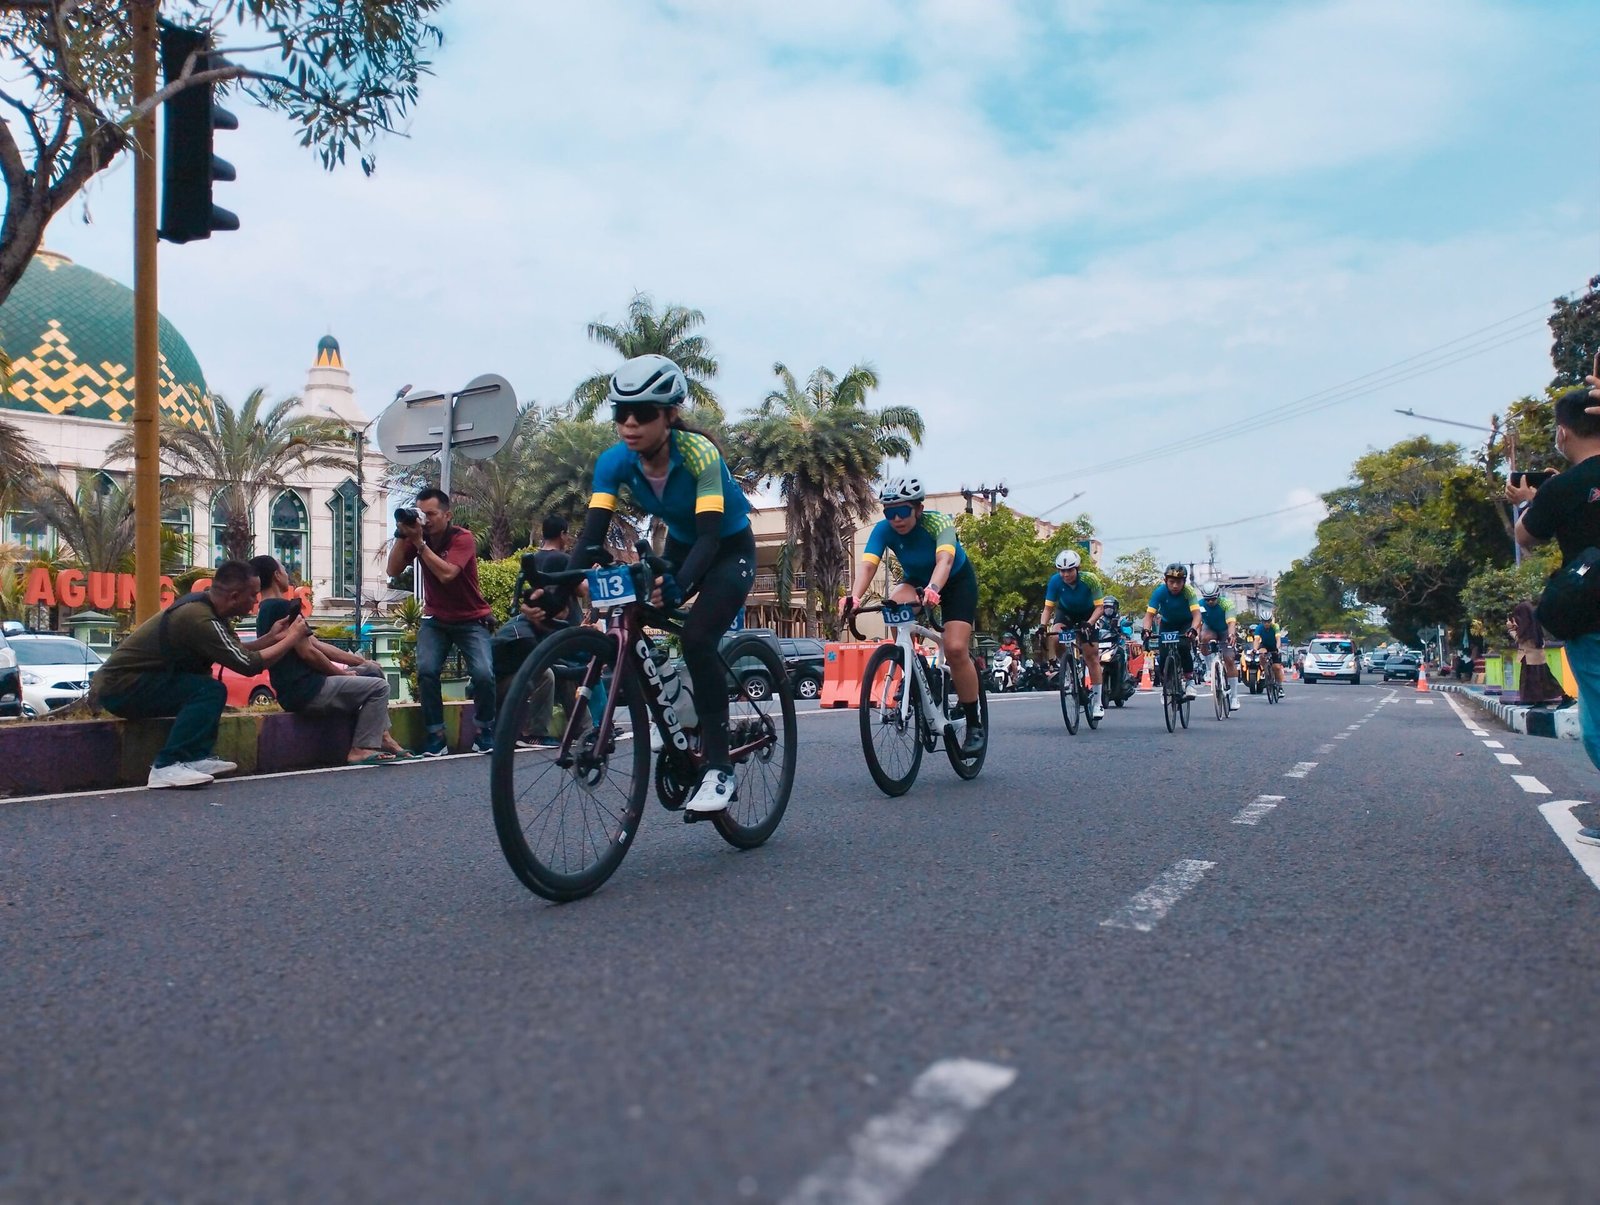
[492,515,584,746]
[249,556,411,764]
[1507,601,1563,706]
[95,560,310,788]
[1508,386,1600,845]
[385,487,495,757]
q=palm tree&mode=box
[0,413,43,499]
[108,389,351,563]
[573,293,723,422]
[733,363,925,635]
[28,475,137,573]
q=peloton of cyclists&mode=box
[841,477,986,756]
[1039,549,1109,720]
[1143,562,1204,701]
[1198,583,1242,712]
[571,354,756,814]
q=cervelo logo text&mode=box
[636,638,690,750]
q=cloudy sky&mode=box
[41,0,1600,576]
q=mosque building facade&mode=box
[0,250,393,619]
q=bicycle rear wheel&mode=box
[1212,662,1226,721]
[1059,646,1080,735]
[490,627,649,902]
[946,674,988,779]
[714,636,797,848]
[860,644,923,796]
[1161,656,1177,733]
[1266,671,1281,704]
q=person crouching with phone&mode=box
[251,556,412,764]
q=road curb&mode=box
[1431,683,1580,741]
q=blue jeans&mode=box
[1562,633,1600,774]
[417,618,496,734]
[100,672,226,768]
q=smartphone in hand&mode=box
[284,598,303,620]
[1510,469,1556,489]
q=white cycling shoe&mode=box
[1228,692,1241,711]
[685,768,738,813]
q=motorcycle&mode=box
[1239,645,1264,694]
[1098,626,1136,707]
[1015,657,1050,692]
[987,649,1015,694]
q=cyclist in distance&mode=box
[1039,549,1108,720]
[1252,614,1285,691]
[570,354,755,814]
[841,477,986,755]
[1143,562,1204,700]
[1199,582,1242,712]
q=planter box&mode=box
[0,701,484,799]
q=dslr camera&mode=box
[394,506,421,527]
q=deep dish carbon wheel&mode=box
[860,644,923,796]
[946,674,989,780]
[1266,670,1282,704]
[712,636,796,849]
[1059,645,1081,735]
[490,627,649,902]
[1212,662,1227,721]
[1161,655,1178,733]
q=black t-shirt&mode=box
[255,597,324,710]
[531,548,582,627]
[1522,454,1600,566]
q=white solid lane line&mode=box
[1513,775,1552,795]
[1285,762,1318,778]
[1100,859,1217,932]
[1232,795,1284,826]
[1538,801,1600,894]
[781,1058,1018,1205]
[1495,753,1523,766]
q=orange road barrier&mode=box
[821,641,880,708]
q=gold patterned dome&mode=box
[0,249,210,429]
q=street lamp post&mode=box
[1393,407,1521,566]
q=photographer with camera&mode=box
[385,487,496,757]
[492,515,587,745]
[250,556,411,764]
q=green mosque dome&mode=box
[0,249,210,430]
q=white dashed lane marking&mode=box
[1232,795,1284,826]
[1101,860,1217,933]
[782,1059,1018,1205]
[1285,762,1318,778]
[1495,753,1523,766]
[1513,775,1551,795]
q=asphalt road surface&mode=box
[5,681,1600,1203]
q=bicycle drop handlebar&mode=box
[519,539,689,624]
[844,602,944,643]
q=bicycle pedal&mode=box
[682,809,707,824]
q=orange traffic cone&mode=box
[1139,651,1155,691]
[1416,662,1428,692]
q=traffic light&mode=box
[158,24,239,244]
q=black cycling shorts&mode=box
[933,562,978,626]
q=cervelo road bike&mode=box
[1263,648,1283,704]
[1056,622,1100,735]
[1204,638,1231,722]
[848,600,988,796]
[490,543,796,901]
[1148,627,1197,733]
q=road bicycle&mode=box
[1056,623,1100,735]
[1204,638,1231,722]
[848,600,988,796]
[490,543,796,901]
[1148,627,1196,733]
[1264,649,1283,704]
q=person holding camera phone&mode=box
[250,556,411,764]
[1508,386,1600,845]
[385,487,496,757]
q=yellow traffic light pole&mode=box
[132,0,161,623]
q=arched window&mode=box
[86,469,119,498]
[271,490,310,583]
[211,490,251,567]
[3,507,53,554]
[327,478,365,599]
[161,479,192,567]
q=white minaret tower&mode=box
[300,334,367,425]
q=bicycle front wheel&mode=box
[1267,672,1281,704]
[1161,656,1177,733]
[860,644,923,796]
[490,627,650,902]
[714,635,797,848]
[1059,647,1080,735]
[1212,665,1226,721]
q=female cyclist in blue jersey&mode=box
[571,354,755,813]
[839,477,986,755]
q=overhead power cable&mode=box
[1097,498,1326,543]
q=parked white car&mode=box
[10,633,102,716]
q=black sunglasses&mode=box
[612,402,667,425]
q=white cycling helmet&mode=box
[1202,583,1222,602]
[1055,549,1081,571]
[607,354,688,407]
[878,476,925,505]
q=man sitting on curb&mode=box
[250,556,412,765]
[95,560,312,789]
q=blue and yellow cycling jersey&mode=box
[1043,570,1107,622]
[1146,582,1202,628]
[588,430,751,545]
[1199,594,1236,636]
[1251,621,1280,651]
[862,511,967,585]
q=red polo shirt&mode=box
[413,526,491,622]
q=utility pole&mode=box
[132,0,161,624]
[960,483,1009,515]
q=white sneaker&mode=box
[1183,683,1199,701]
[1228,691,1241,711]
[148,763,213,789]
[185,758,237,776]
[685,768,738,813]
[1088,686,1104,720]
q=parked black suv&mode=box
[0,628,20,719]
[779,637,826,700]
